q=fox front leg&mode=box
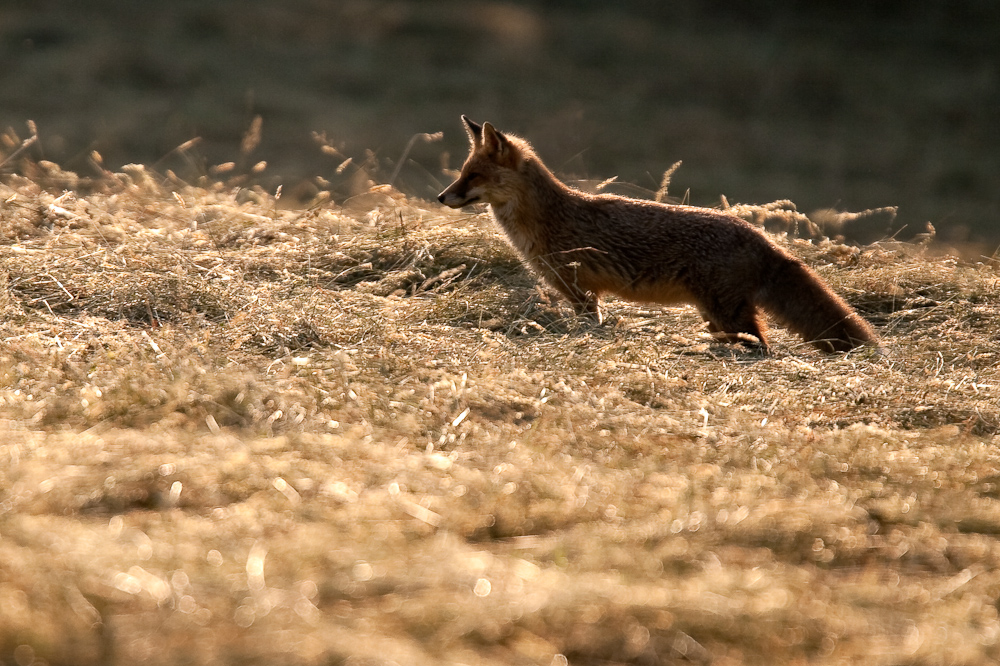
[555,284,603,324]
[530,259,603,325]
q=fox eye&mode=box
[466,172,482,180]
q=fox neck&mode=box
[489,156,572,256]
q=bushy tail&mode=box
[758,259,876,353]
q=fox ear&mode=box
[462,115,483,147]
[481,122,508,156]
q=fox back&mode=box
[438,116,876,353]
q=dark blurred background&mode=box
[2,0,998,247]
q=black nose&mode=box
[437,193,446,203]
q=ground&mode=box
[1,152,999,664]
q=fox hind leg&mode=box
[701,302,769,351]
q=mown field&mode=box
[1,140,999,665]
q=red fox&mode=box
[438,116,876,353]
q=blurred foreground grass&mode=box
[1,154,1000,664]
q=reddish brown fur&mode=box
[438,116,876,353]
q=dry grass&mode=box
[2,156,1000,665]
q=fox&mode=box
[437,116,877,353]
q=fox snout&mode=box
[437,180,478,208]
[436,189,460,207]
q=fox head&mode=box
[437,116,524,208]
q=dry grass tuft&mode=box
[2,156,999,664]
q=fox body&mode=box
[438,116,876,353]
